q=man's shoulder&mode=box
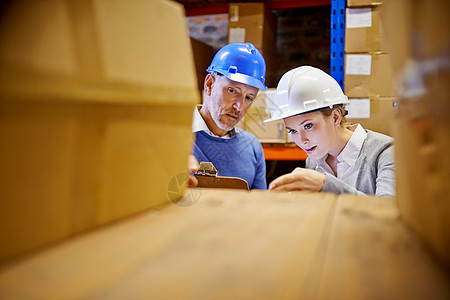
[236,128,260,142]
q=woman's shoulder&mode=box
[365,129,394,145]
[362,130,394,159]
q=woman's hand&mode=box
[268,167,326,192]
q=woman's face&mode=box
[284,111,338,160]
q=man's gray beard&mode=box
[212,113,235,131]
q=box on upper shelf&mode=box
[228,3,277,88]
[190,38,215,93]
[347,0,383,7]
[345,6,388,53]
[346,96,396,136]
[244,89,287,144]
[344,53,396,98]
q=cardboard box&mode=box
[393,97,450,266]
[0,0,199,264]
[381,0,450,266]
[228,3,277,87]
[190,38,215,93]
[347,0,383,7]
[344,53,396,97]
[380,0,450,77]
[346,97,396,136]
[345,6,388,53]
[244,89,287,143]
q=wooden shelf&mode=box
[1,190,448,299]
[263,145,308,161]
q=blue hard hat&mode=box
[207,43,268,91]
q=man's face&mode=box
[205,74,258,131]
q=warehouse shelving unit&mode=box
[263,145,308,161]
[184,0,346,161]
[330,0,345,90]
[264,0,346,160]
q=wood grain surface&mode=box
[0,189,448,299]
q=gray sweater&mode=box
[306,130,395,197]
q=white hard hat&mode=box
[264,66,349,122]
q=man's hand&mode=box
[188,155,200,187]
[268,167,326,192]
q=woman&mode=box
[265,66,395,197]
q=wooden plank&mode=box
[317,195,450,300]
[0,189,336,299]
[0,191,448,299]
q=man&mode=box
[192,42,267,190]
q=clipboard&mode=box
[194,162,249,191]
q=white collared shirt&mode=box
[192,104,239,139]
[314,124,367,187]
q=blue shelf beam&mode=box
[330,0,345,90]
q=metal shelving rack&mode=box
[330,0,346,90]
[186,0,345,91]
[185,1,346,161]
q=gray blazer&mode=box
[306,130,395,197]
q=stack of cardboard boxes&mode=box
[190,38,215,92]
[0,0,199,264]
[381,0,450,266]
[344,0,396,136]
[244,88,288,144]
[227,3,286,144]
[228,3,277,88]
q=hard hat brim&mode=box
[264,100,349,123]
[209,69,268,91]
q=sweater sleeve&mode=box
[374,144,395,197]
[305,158,364,195]
[316,143,395,197]
[321,174,366,195]
[250,141,267,190]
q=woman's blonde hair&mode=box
[319,104,348,125]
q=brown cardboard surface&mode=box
[228,3,277,87]
[344,53,396,97]
[244,89,287,143]
[0,0,199,264]
[190,38,215,93]
[380,0,450,77]
[393,72,450,266]
[347,97,396,136]
[393,111,450,266]
[246,107,287,143]
[0,101,194,262]
[345,6,389,53]
[347,0,383,7]
[382,0,450,266]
